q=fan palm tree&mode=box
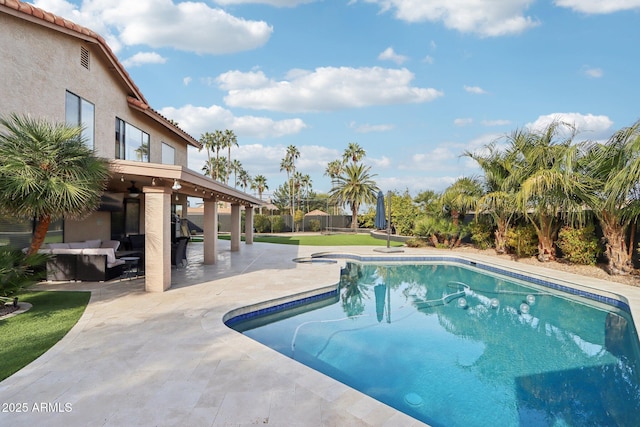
[582,121,640,274]
[508,123,591,261]
[199,130,224,180]
[279,156,294,216]
[238,169,251,192]
[330,163,379,230]
[343,142,366,164]
[251,174,268,214]
[463,142,519,254]
[324,159,344,214]
[231,159,243,188]
[222,129,238,185]
[439,177,483,226]
[0,114,109,255]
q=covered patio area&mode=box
[108,159,263,292]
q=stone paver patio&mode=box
[1,239,639,426]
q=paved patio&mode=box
[1,240,639,426]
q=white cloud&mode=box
[121,52,167,68]
[583,66,604,78]
[34,0,272,54]
[378,47,408,64]
[454,118,473,127]
[526,113,614,139]
[359,0,539,37]
[464,85,488,95]
[368,156,392,168]
[349,122,395,133]
[481,119,511,126]
[554,0,640,14]
[219,67,443,113]
[422,55,435,64]
[183,77,193,86]
[158,104,307,139]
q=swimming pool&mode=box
[225,258,640,426]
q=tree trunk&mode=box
[601,215,633,275]
[351,203,358,230]
[494,219,508,254]
[535,213,558,262]
[27,214,51,256]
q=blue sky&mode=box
[34,0,640,199]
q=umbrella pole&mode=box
[386,191,391,249]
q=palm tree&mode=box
[231,159,243,188]
[300,174,312,213]
[282,145,300,217]
[279,156,294,216]
[0,114,110,255]
[582,121,640,274]
[508,123,590,261]
[324,159,344,214]
[199,131,215,178]
[222,129,238,185]
[238,169,251,192]
[251,174,268,214]
[343,142,366,164]
[463,142,519,254]
[439,177,483,226]
[330,163,379,230]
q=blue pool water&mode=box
[226,261,640,426]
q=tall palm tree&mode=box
[282,145,300,217]
[463,142,519,254]
[223,129,238,185]
[279,156,294,216]
[324,159,344,214]
[199,131,215,178]
[582,120,640,274]
[330,163,379,230]
[300,174,312,212]
[238,169,251,192]
[231,159,243,188]
[343,142,366,164]
[251,174,268,214]
[0,114,110,255]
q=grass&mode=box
[0,291,90,381]
[218,233,404,246]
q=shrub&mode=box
[0,249,48,296]
[309,219,321,232]
[506,224,538,258]
[405,237,428,248]
[271,215,285,233]
[556,225,602,266]
[414,216,468,249]
[469,219,494,250]
[254,214,271,233]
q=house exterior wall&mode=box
[0,12,188,167]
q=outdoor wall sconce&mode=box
[172,179,182,191]
[120,175,125,182]
[128,181,140,198]
[151,178,157,186]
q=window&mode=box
[161,142,175,165]
[115,118,149,162]
[65,91,95,148]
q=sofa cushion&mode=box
[48,243,71,249]
[81,248,117,264]
[100,240,120,251]
[84,239,102,248]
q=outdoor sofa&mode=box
[37,239,126,281]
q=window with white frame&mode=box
[115,118,150,162]
[65,91,95,148]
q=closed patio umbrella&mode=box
[374,190,386,230]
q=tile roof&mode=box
[0,0,200,148]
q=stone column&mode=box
[230,203,241,252]
[143,186,171,292]
[244,206,254,245]
[203,197,218,264]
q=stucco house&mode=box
[0,0,263,291]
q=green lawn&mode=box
[0,291,90,381]
[218,233,404,246]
